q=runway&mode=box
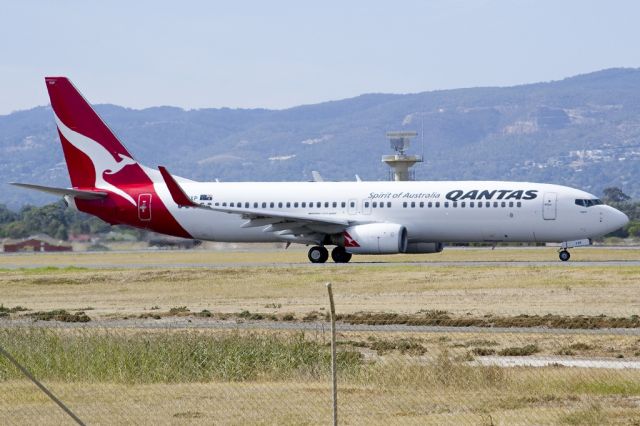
[2,260,639,269]
[3,317,640,336]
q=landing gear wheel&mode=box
[559,250,570,262]
[308,246,328,263]
[331,246,352,263]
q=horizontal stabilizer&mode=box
[10,182,107,200]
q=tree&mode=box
[602,187,631,203]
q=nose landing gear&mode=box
[558,250,571,262]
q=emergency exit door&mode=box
[542,192,557,220]
[138,193,152,221]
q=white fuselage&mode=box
[155,180,628,244]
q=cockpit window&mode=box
[575,199,603,207]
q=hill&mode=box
[1,68,639,209]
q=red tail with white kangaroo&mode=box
[20,77,192,238]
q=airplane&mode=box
[11,77,629,263]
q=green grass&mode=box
[0,328,362,383]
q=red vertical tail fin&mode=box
[45,77,149,203]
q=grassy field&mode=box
[2,327,640,425]
[0,329,640,424]
[1,248,639,424]
[0,256,638,318]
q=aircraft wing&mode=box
[10,182,107,200]
[158,166,353,239]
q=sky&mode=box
[1,0,639,114]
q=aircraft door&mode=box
[138,193,152,221]
[542,192,557,220]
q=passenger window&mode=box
[301,202,306,208]
[403,202,407,208]
[325,202,329,208]
[419,202,424,208]
[501,202,506,208]
[485,202,490,208]
[387,202,392,208]
[461,202,465,208]
[444,202,449,208]
[332,202,337,208]
[262,202,267,208]
[380,203,384,208]
[478,202,482,208]
[493,202,498,208]
[435,202,440,208]
[286,202,291,208]
[294,202,299,208]
[350,201,355,208]
[372,202,377,208]
[230,202,235,207]
[278,202,283,208]
[365,202,370,208]
[270,202,274,208]
[253,202,258,208]
[509,202,514,208]
[470,202,474,207]
[453,202,457,208]
[215,202,220,206]
[317,202,321,207]
[428,202,432,208]
[517,201,522,208]
[341,202,346,208]
[411,202,416,208]
[222,202,227,207]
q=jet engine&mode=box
[338,223,408,254]
[405,242,444,253]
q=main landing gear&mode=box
[307,246,352,263]
[308,246,329,263]
[331,246,352,263]
[558,250,571,262]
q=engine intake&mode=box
[339,223,408,254]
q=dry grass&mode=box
[2,362,640,425]
[0,262,638,318]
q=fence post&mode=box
[326,282,338,426]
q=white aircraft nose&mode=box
[610,208,629,231]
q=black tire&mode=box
[308,246,328,263]
[559,250,570,262]
[331,246,352,263]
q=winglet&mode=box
[158,166,198,207]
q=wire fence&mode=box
[2,296,640,424]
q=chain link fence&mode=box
[2,314,640,424]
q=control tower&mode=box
[382,131,422,181]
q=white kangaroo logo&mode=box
[54,114,137,206]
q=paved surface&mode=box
[2,260,639,269]
[3,318,639,336]
[475,356,640,369]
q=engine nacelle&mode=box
[340,223,408,254]
[405,242,444,254]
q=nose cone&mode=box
[610,208,629,231]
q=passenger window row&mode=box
[207,201,356,209]
[401,201,522,208]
